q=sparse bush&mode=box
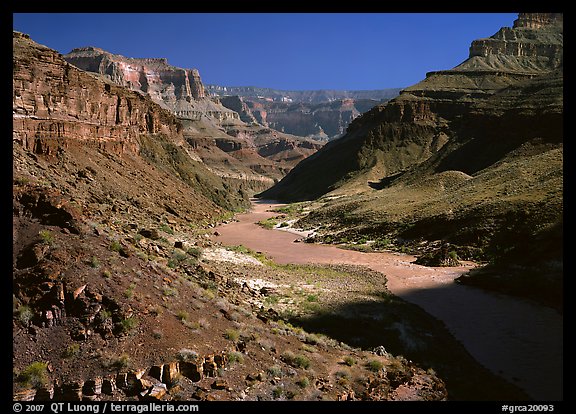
[109,354,130,370]
[159,224,174,235]
[117,316,138,334]
[89,256,100,268]
[102,269,112,278]
[152,330,163,339]
[301,344,316,353]
[109,240,122,252]
[162,286,178,297]
[264,295,279,305]
[224,328,240,341]
[282,351,310,369]
[306,294,319,302]
[227,351,244,365]
[16,362,48,388]
[272,386,283,399]
[187,247,202,259]
[286,390,297,399]
[365,359,384,372]
[343,356,357,366]
[304,333,321,345]
[296,376,310,388]
[267,365,283,378]
[38,230,54,245]
[61,344,80,358]
[15,305,34,325]
[335,370,351,381]
[176,310,189,322]
[123,283,136,299]
[148,305,163,317]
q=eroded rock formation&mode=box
[13,32,184,158]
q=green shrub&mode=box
[159,224,174,235]
[224,328,240,341]
[187,247,202,259]
[16,362,48,388]
[177,349,199,362]
[343,356,357,366]
[109,354,130,370]
[109,240,122,252]
[15,305,34,325]
[176,310,189,322]
[227,351,244,365]
[282,351,310,369]
[267,365,283,378]
[365,359,384,372]
[272,386,283,399]
[62,344,80,358]
[117,316,138,334]
[38,230,54,245]
[296,377,309,388]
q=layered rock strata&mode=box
[262,13,563,201]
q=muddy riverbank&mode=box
[211,200,563,400]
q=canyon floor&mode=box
[210,200,563,401]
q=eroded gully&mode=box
[211,199,563,400]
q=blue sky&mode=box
[13,13,518,90]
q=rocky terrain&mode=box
[63,47,323,185]
[13,31,453,402]
[218,95,384,141]
[206,85,401,103]
[259,13,563,309]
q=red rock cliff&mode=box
[13,32,184,157]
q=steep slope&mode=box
[259,13,563,308]
[63,48,322,185]
[12,31,453,402]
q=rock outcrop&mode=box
[64,47,241,126]
[261,13,563,201]
[206,85,402,104]
[219,96,383,140]
[258,13,563,308]
[13,32,184,158]
[63,46,324,184]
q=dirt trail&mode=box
[211,200,562,401]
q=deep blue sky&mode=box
[13,13,518,90]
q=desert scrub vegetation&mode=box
[224,328,240,341]
[343,356,357,366]
[267,365,283,378]
[38,229,54,245]
[15,305,34,325]
[365,359,384,373]
[116,316,138,334]
[227,351,245,365]
[296,376,310,388]
[102,353,131,371]
[15,362,49,388]
[61,344,80,358]
[281,351,311,369]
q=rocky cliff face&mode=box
[259,14,563,310]
[63,47,323,184]
[13,33,184,158]
[64,47,240,126]
[206,85,402,103]
[219,96,382,140]
[262,13,563,201]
